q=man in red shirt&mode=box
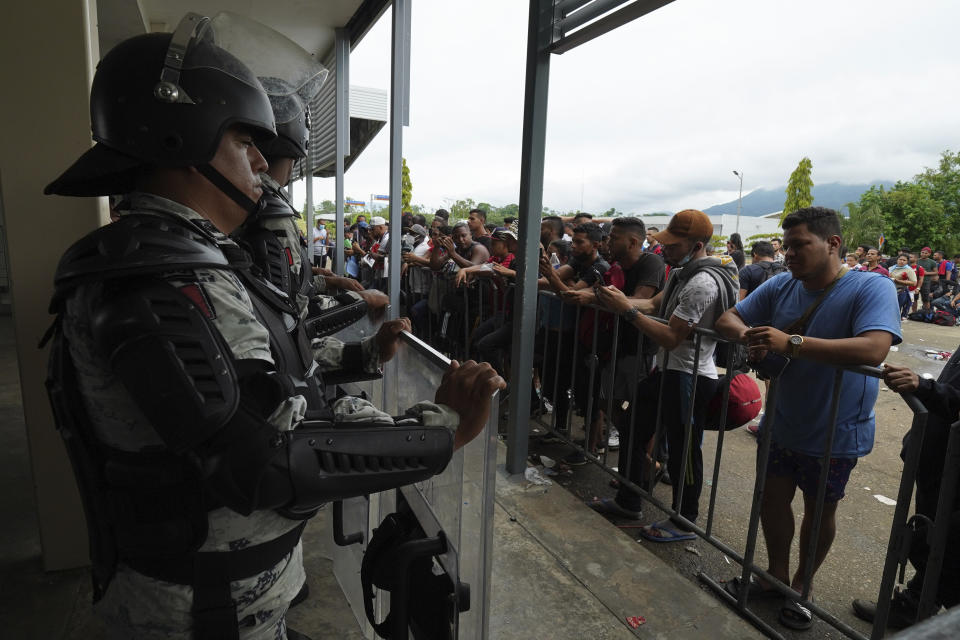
[456,228,518,374]
[864,247,889,276]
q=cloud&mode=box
[294,0,960,216]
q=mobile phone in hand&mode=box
[753,352,790,379]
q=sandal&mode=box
[638,519,697,543]
[723,576,780,601]
[779,598,813,630]
[585,497,642,521]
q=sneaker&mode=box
[851,587,921,629]
[607,428,620,450]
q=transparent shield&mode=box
[328,318,497,638]
[327,313,385,637]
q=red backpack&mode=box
[933,310,957,326]
[705,373,763,430]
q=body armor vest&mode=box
[45,212,328,604]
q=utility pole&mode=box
[733,169,743,235]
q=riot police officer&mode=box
[44,14,503,640]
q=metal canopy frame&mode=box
[506,0,676,474]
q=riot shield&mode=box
[327,318,498,639]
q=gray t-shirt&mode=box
[657,271,720,379]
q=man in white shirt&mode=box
[312,219,328,268]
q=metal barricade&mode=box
[522,289,952,639]
[327,313,499,639]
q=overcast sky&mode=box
[292,0,960,216]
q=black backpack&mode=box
[757,260,789,284]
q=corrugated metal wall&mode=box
[294,51,388,180]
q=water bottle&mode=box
[550,252,560,268]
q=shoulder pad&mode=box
[52,215,231,306]
[256,185,299,220]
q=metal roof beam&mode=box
[556,0,593,17]
[560,0,631,34]
[549,0,675,54]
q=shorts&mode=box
[765,442,857,502]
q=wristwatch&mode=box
[622,307,640,322]
[788,334,803,357]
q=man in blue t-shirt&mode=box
[716,207,901,631]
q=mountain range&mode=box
[703,181,894,217]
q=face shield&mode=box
[205,12,329,160]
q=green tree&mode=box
[745,232,779,244]
[499,203,520,219]
[781,157,814,222]
[316,199,336,215]
[839,200,884,252]
[880,182,948,253]
[401,157,412,212]
[449,198,476,219]
[915,150,960,238]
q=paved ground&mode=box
[523,318,958,639]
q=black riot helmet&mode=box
[259,81,310,160]
[46,13,276,212]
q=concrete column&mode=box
[0,0,103,570]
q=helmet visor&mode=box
[204,12,329,104]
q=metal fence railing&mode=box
[393,265,957,639]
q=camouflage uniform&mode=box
[65,192,456,639]
[257,173,380,374]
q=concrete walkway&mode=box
[0,314,760,638]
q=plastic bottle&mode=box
[550,252,560,267]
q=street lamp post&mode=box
[732,169,743,235]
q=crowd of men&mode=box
[391,205,957,633]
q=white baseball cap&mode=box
[370,216,386,226]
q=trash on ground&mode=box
[626,615,646,629]
[540,455,556,468]
[542,467,559,477]
[724,555,731,565]
[864,486,871,491]
[685,546,701,557]
[889,346,899,352]
[524,467,552,486]
[874,494,896,506]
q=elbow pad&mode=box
[304,292,369,339]
[263,421,454,517]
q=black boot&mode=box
[289,582,310,608]
[851,587,921,629]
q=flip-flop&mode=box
[723,576,780,601]
[585,497,642,521]
[638,520,696,543]
[779,598,813,630]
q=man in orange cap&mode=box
[592,210,739,542]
